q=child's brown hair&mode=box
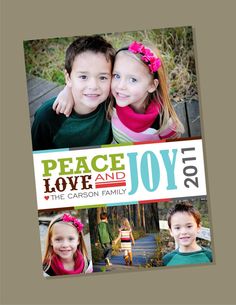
[65,35,115,76]
[167,202,201,229]
[100,212,108,220]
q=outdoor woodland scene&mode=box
[38,197,211,273]
[88,197,211,272]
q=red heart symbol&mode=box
[44,196,49,200]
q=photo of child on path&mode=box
[88,203,161,272]
[39,209,93,277]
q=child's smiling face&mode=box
[50,222,79,262]
[169,212,201,252]
[111,51,158,113]
[66,51,112,115]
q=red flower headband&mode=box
[128,41,162,74]
[52,214,84,233]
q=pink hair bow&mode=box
[62,214,84,232]
[128,41,162,73]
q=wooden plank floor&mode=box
[27,75,64,126]
[27,75,201,138]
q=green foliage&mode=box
[143,233,164,267]
[91,244,103,263]
[100,266,107,272]
[24,26,198,100]
[144,230,175,267]
[112,242,120,255]
[201,215,210,227]
[51,70,65,84]
[132,229,146,240]
[157,198,211,228]
[23,37,72,85]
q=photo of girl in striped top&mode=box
[114,218,135,266]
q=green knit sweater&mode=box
[97,221,113,244]
[31,97,112,150]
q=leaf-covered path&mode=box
[93,234,157,272]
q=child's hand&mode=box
[52,85,74,117]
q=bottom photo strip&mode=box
[38,197,213,277]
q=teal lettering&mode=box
[160,149,177,190]
[127,152,139,195]
[141,151,160,191]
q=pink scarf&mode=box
[116,100,161,133]
[50,250,85,275]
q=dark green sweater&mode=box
[97,221,113,244]
[163,247,213,266]
[31,97,112,150]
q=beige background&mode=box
[1,0,235,304]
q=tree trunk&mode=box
[132,204,137,228]
[128,205,131,221]
[141,204,146,232]
[96,207,102,224]
[151,203,160,232]
[88,208,98,244]
[137,203,141,228]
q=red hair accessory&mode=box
[128,41,161,73]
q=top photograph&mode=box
[24,26,201,151]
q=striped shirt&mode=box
[120,229,132,251]
[112,108,178,144]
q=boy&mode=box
[97,212,113,266]
[31,35,115,150]
[163,202,212,266]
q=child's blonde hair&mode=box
[42,213,88,272]
[121,217,131,230]
[108,41,184,137]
